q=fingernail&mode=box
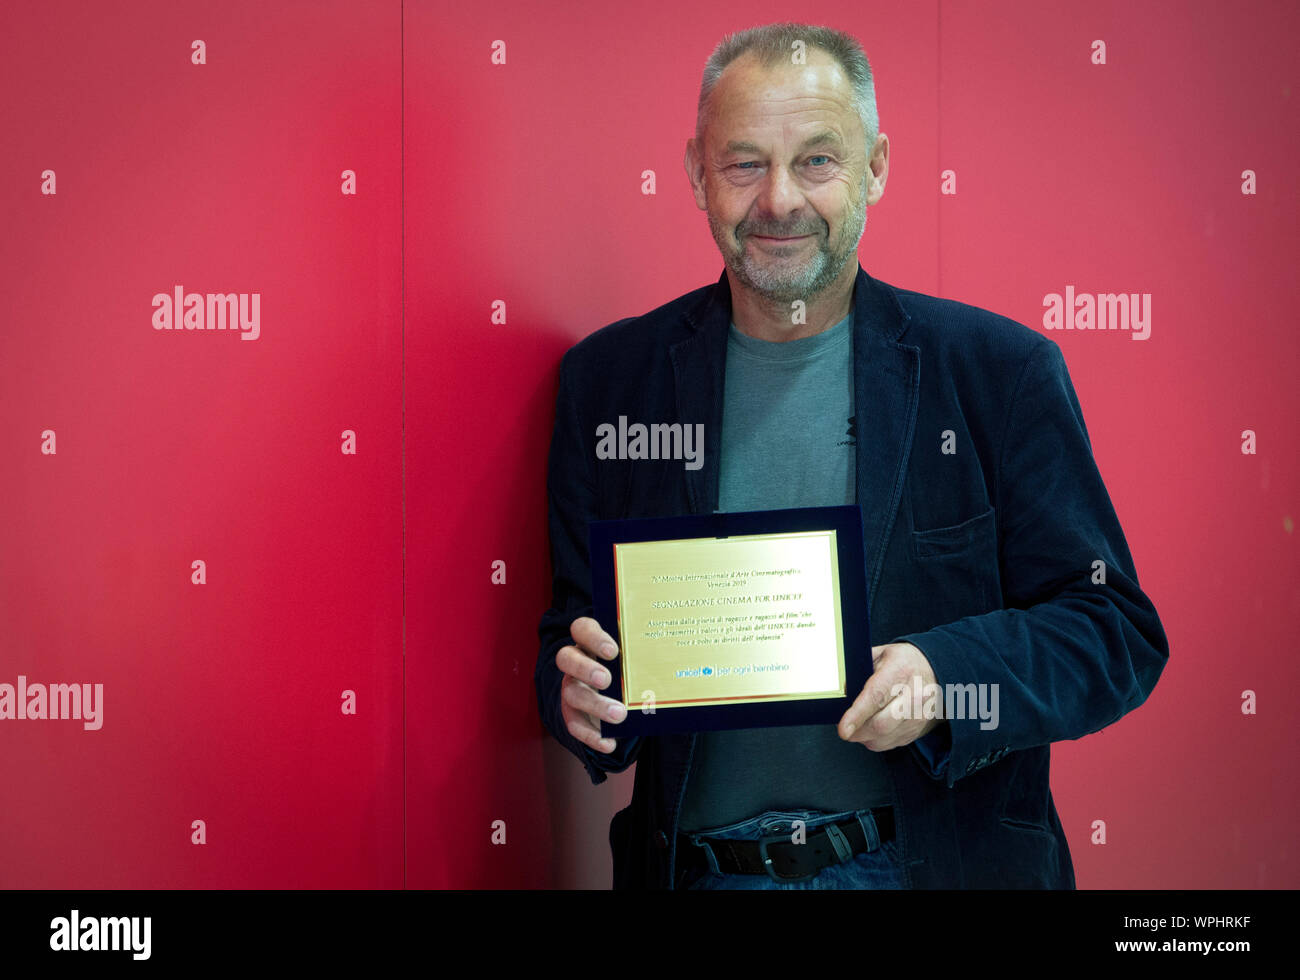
[844,723,855,737]
[591,668,609,687]
[607,703,626,722]
[601,642,618,658]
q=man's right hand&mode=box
[557,616,626,754]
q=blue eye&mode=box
[808,155,831,166]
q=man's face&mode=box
[686,49,886,304]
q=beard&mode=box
[707,176,868,304]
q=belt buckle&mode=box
[757,832,817,883]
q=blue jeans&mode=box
[675,807,906,890]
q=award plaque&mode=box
[589,505,870,736]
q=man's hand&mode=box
[556,616,627,754]
[838,642,942,751]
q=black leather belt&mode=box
[677,808,895,882]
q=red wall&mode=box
[2,0,1296,889]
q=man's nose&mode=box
[754,164,804,222]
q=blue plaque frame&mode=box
[589,505,871,737]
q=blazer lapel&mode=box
[669,269,731,517]
[851,267,920,608]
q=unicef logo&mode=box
[702,666,713,676]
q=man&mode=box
[534,22,1167,889]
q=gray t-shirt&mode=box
[677,309,894,832]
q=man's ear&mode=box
[865,132,890,205]
[684,137,708,211]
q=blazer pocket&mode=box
[996,748,1053,835]
[910,506,1001,615]
[912,505,997,558]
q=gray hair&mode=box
[695,22,879,157]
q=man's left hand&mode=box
[838,642,942,751]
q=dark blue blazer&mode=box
[535,264,1168,888]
